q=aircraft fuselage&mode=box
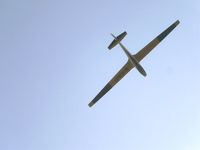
[111,33,147,77]
[118,42,147,77]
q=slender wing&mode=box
[88,20,179,107]
[88,60,134,107]
[134,20,180,61]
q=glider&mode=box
[88,20,180,107]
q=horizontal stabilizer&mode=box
[108,31,127,50]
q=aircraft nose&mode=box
[142,71,147,77]
[141,69,147,77]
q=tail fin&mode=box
[108,31,127,50]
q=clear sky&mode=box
[0,0,200,150]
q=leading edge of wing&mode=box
[88,60,134,107]
[134,20,180,62]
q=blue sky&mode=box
[0,0,200,150]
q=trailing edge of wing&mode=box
[134,20,180,62]
[88,60,134,107]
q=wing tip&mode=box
[88,101,94,107]
[175,20,180,26]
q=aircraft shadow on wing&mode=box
[88,20,180,107]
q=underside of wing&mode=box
[88,60,134,107]
[134,20,180,62]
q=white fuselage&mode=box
[118,42,147,77]
[111,33,147,77]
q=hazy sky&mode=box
[0,0,200,150]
